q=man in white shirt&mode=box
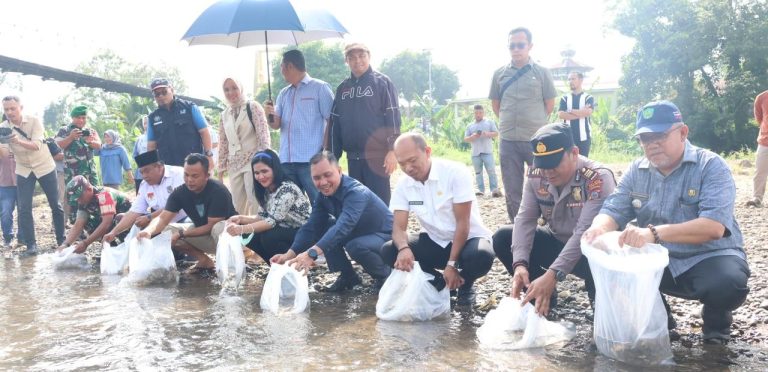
[382,132,495,306]
[103,150,186,243]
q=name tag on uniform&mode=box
[409,201,424,205]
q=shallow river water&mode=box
[0,256,766,371]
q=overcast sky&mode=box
[0,0,634,117]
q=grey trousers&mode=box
[499,140,533,222]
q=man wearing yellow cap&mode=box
[493,122,615,317]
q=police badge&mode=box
[571,186,582,202]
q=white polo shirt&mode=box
[130,165,187,221]
[390,158,492,248]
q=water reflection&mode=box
[0,257,765,370]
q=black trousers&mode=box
[245,226,297,263]
[492,224,595,300]
[660,255,750,338]
[382,232,495,288]
[347,157,391,205]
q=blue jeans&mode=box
[0,186,16,243]
[282,162,319,204]
[17,170,65,246]
[471,153,499,193]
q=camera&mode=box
[476,130,482,135]
[81,129,91,137]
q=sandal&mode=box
[185,264,216,275]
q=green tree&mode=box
[255,41,348,102]
[612,0,768,153]
[380,50,460,104]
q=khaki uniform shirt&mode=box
[512,156,616,273]
[489,60,557,141]
[0,116,55,178]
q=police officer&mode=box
[493,122,616,316]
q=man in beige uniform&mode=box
[492,123,615,316]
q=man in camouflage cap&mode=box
[57,175,132,253]
[55,105,101,220]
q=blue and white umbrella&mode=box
[182,0,349,100]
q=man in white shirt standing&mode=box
[382,132,495,306]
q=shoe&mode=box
[475,191,484,196]
[20,244,39,257]
[746,198,762,207]
[703,337,728,345]
[456,284,477,306]
[324,273,361,292]
[491,189,503,198]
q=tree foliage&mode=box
[380,50,460,104]
[613,0,768,153]
[255,41,348,102]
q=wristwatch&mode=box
[446,260,457,269]
[307,248,319,261]
[178,230,185,240]
[204,149,214,157]
[550,268,567,282]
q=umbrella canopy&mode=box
[182,0,349,101]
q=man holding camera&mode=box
[464,105,501,197]
[55,105,101,186]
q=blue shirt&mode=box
[98,145,132,185]
[275,74,334,163]
[290,175,392,254]
[599,141,746,277]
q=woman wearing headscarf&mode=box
[218,77,271,215]
[98,130,133,189]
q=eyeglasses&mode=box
[153,89,168,97]
[508,42,528,50]
[636,125,682,146]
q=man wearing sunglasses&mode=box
[489,27,557,223]
[584,101,750,345]
[146,78,214,169]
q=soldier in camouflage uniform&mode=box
[55,105,101,221]
[57,175,132,253]
[493,123,616,316]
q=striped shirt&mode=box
[275,74,334,163]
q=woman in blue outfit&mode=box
[226,149,311,263]
[98,130,134,189]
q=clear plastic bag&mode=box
[216,230,246,290]
[100,226,139,275]
[581,231,674,366]
[260,263,309,314]
[124,231,178,286]
[477,297,575,349]
[375,261,450,322]
[51,246,90,270]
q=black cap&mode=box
[149,78,171,91]
[530,123,574,169]
[135,150,160,168]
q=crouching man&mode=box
[137,154,237,272]
[584,101,750,345]
[57,175,132,253]
[382,133,495,306]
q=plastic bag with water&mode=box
[477,297,575,349]
[215,230,246,290]
[124,231,178,286]
[100,226,139,275]
[51,245,90,270]
[581,231,674,366]
[376,261,451,322]
[260,263,309,314]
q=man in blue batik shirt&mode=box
[584,101,750,345]
[271,151,392,292]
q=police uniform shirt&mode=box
[512,156,616,274]
[390,158,492,247]
[130,165,187,221]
